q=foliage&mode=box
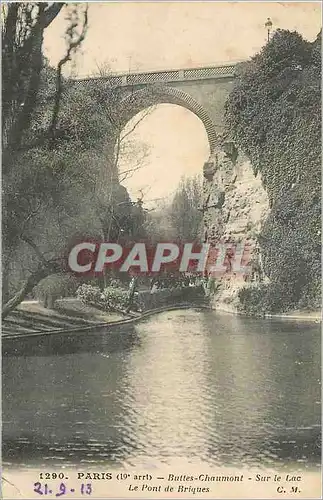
[2,3,65,154]
[76,283,129,311]
[35,274,79,303]
[76,284,102,304]
[143,175,204,243]
[2,4,149,316]
[238,279,320,316]
[107,278,125,289]
[169,175,203,241]
[145,175,204,242]
[225,29,321,312]
[100,287,129,310]
[2,3,89,316]
[144,200,174,242]
[151,274,203,290]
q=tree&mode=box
[2,13,158,314]
[143,199,174,243]
[90,64,154,240]
[70,65,155,286]
[168,175,203,241]
[2,3,89,317]
[225,29,321,311]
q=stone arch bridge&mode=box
[74,62,240,154]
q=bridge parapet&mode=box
[125,64,236,86]
[74,62,239,87]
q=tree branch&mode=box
[2,264,56,319]
[43,3,65,28]
[49,4,88,142]
[120,107,154,142]
[21,235,48,267]
[119,164,144,182]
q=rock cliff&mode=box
[202,142,269,312]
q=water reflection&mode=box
[119,312,214,466]
[2,310,321,469]
[3,324,140,357]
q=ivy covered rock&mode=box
[225,29,321,312]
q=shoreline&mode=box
[2,302,211,341]
[3,300,321,343]
[213,303,321,323]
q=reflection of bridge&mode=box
[75,62,242,153]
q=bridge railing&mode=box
[74,63,238,87]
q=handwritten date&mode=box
[34,482,92,496]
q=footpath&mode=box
[2,297,210,340]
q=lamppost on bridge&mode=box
[265,17,273,42]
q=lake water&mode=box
[2,309,321,470]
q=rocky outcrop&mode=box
[202,142,269,311]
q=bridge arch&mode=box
[120,85,218,154]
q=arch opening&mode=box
[117,102,210,203]
[120,85,218,154]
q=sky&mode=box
[44,2,322,204]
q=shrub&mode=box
[100,286,129,310]
[76,284,101,304]
[238,284,276,316]
[108,278,124,288]
[237,279,318,316]
[76,283,129,311]
[35,273,78,308]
